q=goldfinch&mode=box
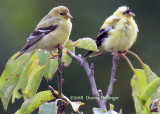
[13,6,72,61]
[84,6,138,58]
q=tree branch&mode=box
[48,85,58,99]
[67,49,107,110]
[103,53,119,103]
[57,44,63,98]
[57,44,65,114]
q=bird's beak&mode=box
[128,12,135,17]
[66,13,73,18]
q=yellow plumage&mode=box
[84,6,139,58]
[14,6,72,61]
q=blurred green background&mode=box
[1,0,160,113]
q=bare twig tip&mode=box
[48,86,58,99]
[78,54,82,58]
[98,89,103,97]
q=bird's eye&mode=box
[60,13,64,15]
[123,9,131,14]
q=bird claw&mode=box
[112,50,128,59]
[118,50,128,56]
[50,52,58,59]
[51,55,58,59]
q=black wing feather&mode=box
[96,29,109,47]
[13,25,58,61]
[84,26,113,58]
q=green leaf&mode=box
[12,53,37,103]
[73,37,98,51]
[136,96,149,113]
[44,59,58,81]
[37,50,58,81]
[109,104,114,110]
[15,90,57,114]
[24,65,45,99]
[63,96,84,112]
[131,69,148,113]
[134,69,148,94]
[131,69,160,113]
[0,52,32,110]
[37,50,51,65]
[70,101,84,112]
[93,108,107,114]
[107,104,119,114]
[63,40,74,67]
[65,40,75,53]
[141,78,160,104]
[143,64,160,100]
[143,64,158,82]
[38,101,58,114]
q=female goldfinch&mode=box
[84,6,139,58]
[14,6,72,61]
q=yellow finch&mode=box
[84,6,138,58]
[14,6,72,61]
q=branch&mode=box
[57,44,65,114]
[127,50,145,69]
[67,49,107,111]
[122,54,136,74]
[103,53,119,103]
[57,44,63,98]
[48,86,58,99]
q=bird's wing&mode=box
[95,27,112,47]
[22,25,58,52]
[83,16,120,58]
[95,16,120,47]
[13,25,58,61]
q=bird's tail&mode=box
[13,50,26,62]
[83,51,93,59]
[84,50,106,59]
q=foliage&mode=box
[93,104,122,114]
[131,63,160,114]
[73,37,98,52]
[0,39,96,113]
[38,101,58,114]
[0,28,160,113]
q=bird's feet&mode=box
[51,55,58,59]
[50,52,58,59]
[118,50,128,56]
[112,50,128,58]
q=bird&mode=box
[13,6,72,61]
[84,6,139,58]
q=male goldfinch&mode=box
[13,6,72,61]
[84,6,138,58]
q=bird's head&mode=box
[50,6,73,20]
[113,6,135,18]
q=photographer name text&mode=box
[70,96,119,101]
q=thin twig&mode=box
[127,50,144,69]
[103,53,119,103]
[48,86,58,99]
[122,54,136,74]
[67,49,107,111]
